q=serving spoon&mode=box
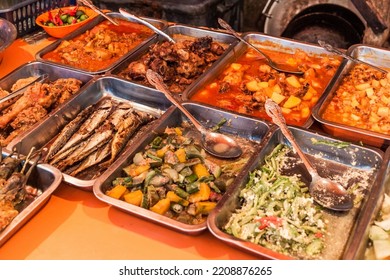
[318,40,387,74]
[119,8,176,43]
[146,70,242,159]
[218,18,304,76]
[264,99,353,211]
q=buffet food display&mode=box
[1,6,390,260]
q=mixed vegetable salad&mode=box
[224,144,326,259]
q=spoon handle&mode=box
[318,40,387,74]
[146,70,204,132]
[78,0,119,25]
[119,8,175,43]
[217,18,274,65]
[265,99,318,176]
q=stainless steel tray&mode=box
[9,76,172,191]
[109,24,236,93]
[312,44,390,148]
[0,61,94,150]
[344,145,390,259]
[93,103,270,235]
[35,12,168,75]
[183,32,343,128]
[0,149,62,247]
[207,126,384,259]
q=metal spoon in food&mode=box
[264,99,353,211]
[146,70,242,159]
[119,8,176,43]
[218,18,304,76]
[318,40,387,74]
[78,0,119,26]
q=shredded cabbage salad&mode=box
[224,144,326,259]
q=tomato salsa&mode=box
[190,42,341,126]
[42,19,155,72]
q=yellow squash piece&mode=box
[175,148,187,163]
[166,191,189,206]
[123,163,150,177]
[189,183,211,203]
[195,201,217,215]
[150,198,171,215]
[106,185,127,199]
[123,190,143,206]
[192,163,210,179]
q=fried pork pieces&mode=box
[119,36,226,93]
[0,78,82,145]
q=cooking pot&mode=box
[281,12,362,49]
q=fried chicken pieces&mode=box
[0,78,82,145]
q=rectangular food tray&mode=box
[35,12,168,75]
[312,44,390,148]
[93,103,271,235]
[345,146,390,259]
[183,32,343,128]
[109,24,236,93]
[0,148,62,247]
[10,76,172,191]
[207,126,384,259]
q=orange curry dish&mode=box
[321,64,390,135]
[190,44,341,126]
[42,19,155,72]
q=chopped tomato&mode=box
[257,216,283,230]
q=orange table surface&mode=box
[0,38,257,260]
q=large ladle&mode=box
[146,70,242,159]
[119,8,176,43]
[264,99,353,211]
[318,40,387,74]
[218,18,304,76]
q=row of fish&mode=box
[44,97,156,178]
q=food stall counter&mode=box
[0,38,257,260]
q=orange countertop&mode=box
[0,37,257,260]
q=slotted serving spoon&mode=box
[146,70,242,159]
[265,99,353,211]
[318,40,387,74]
[218,18,304,76]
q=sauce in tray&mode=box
[42,19,155,72]
[190,43,341,126]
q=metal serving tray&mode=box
[0,61,94,150]
[207,126,384,259]
[9,76,172,191]
[109,24,236,93]
[93,103,271,235]
[35,12,168,75]
[344,146,390,259]
[0,149,62,247]
[183,32,342,128]
[312,44,390,148]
